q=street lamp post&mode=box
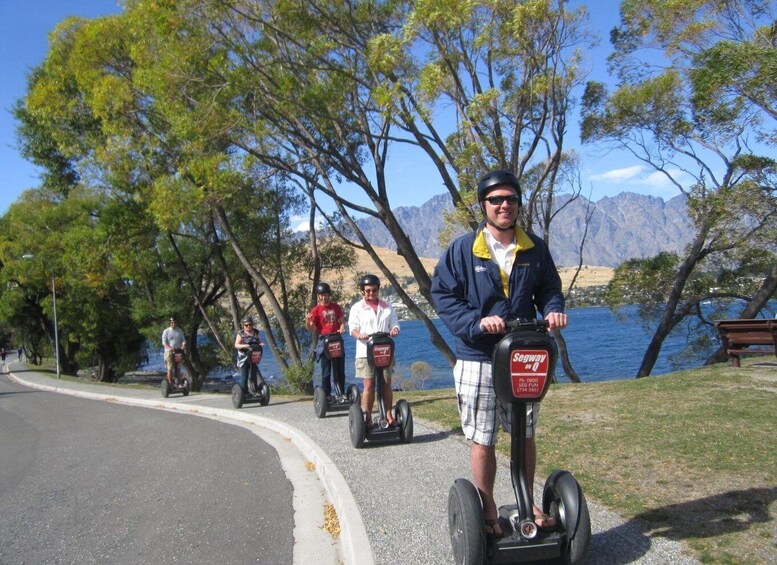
[51,275,60,379]
[22,254,60,379]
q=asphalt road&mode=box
[0,373,294,564]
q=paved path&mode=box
[5,360,698,564]
[0,374,295,564]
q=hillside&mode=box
[346,246,612,289]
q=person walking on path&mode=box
[305,282,346,399]
[17,347,24,362]
[348,274,400,427]
[431,169,568,538]
[161,317,186,388]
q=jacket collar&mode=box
[473,223,535,259]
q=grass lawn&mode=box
[405,358,777,565]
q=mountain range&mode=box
[353,192,694,268]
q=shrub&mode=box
[283,359,315,394]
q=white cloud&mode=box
[291,214,327,233]
[642,170,675,188]
[589,165,644,182]
[588,164,692,197]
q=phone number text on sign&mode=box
[510,350,549,399]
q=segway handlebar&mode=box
[505,318,549,332]
[368,331,391,338]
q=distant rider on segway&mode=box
[162,317,187,389]
[348,274,400,428]
[234,317,265,394]
[305,282,347,400]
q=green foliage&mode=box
[605,252,680,313]
[282,359,315,395]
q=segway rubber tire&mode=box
[396,399,413,443]
[349,403,366,448]
[448,479,486,565]
[314,386,328,418]
[231,383,245,409]
[259,383,270,406]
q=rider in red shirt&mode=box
[305,283,346,398]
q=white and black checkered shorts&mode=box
[454,359,539,446]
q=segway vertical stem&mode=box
[510,401,534,523]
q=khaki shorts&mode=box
[355,357,394,381]
[164,349,183,371]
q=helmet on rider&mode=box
[359,274,380,290]
[242,317,254,326]
[476,169,522,205]
[315,282,331,295]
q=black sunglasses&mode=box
[484,194,520,206]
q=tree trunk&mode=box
[554,330,581,383]
[212,203,303,366]
[636,235,707,377]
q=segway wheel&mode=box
[231,383,245,409]
[543,470,592,565]
[259,383,271,406]
[160,379,170,398]
[347,384,361,405]
[349,403,366,448]
[182,379,190,396]
[314,386,328,418]
[396,399,413,443]
[448,479,485,565]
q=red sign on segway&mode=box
[251,350,262,364]
[510,349,549,399]
[327,341,343,359]
[372,344,392,368]
[174,352,183,364]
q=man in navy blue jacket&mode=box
[431,169,568,538]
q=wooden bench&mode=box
[714,319,777,367]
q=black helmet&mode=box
[359,274,380,289]
[242,317,254,325]
[477,169,522,204]
[169,316,177,323]
[314,282,331,295]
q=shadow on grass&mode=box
[591,486,777,564]
[632,486,777,541]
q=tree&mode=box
[126,0,594,374]
[16,9,330,390]
[583,0,777,377]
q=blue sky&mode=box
[0,1,684,219]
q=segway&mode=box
[161,348,190,397]
[348,332,413,448]
[447,319,591,565]
[231,342,271,409]
[313,332,361,418]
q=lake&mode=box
[144,305,733,388]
